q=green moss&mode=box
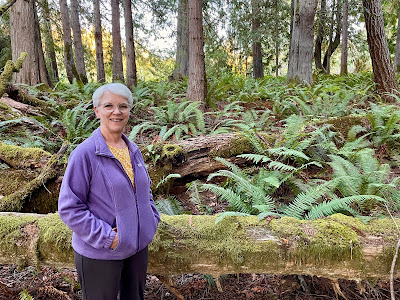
[0,142,51,168]
[319,115,368,139]
[36,213,73,263]
[269,217,306,237]
[161,144,185,164]
[0,170,38,195]
[0,214,38,254]
[150,215,280,269]
[0,153,59,212]
[22,180,59,214]
[366,218,399,242]
[209,134,255,158]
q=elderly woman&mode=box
[58,83,160,300]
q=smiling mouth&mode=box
[110,119,123,122]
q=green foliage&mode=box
[364,102,400,147]
[19,289,34,300]
[130,99,205,141]
[328,149,400,207]
[155,196,184,215]
[53,101,99,149]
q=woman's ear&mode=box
[94,106,100,119]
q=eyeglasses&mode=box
[99,103,132,113]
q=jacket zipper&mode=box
[112,153,140,252]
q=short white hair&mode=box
[92,83,133,107]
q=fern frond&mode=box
[306,195,384,220]
[156,173,181,189]
[283,185,330,219]
[268,161,297,171]
[238,153,271,164]
[215,212,250,224]
[202,183,252,213]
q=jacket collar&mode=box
[92,127,139,157]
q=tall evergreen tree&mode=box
[187,0,206,106]
[40,0,59,83]
[93,0,105,82]
[59,0,78,84]
[251,0,263,78]
[112,0,124,83]
[70,0,87,84]
[340,0,348,75]
[174,0,189,78]
[363,0,399,101]
[395,2,400,73]
[124,0,137,89]
[10,0,51,86]
[287,0,318,83]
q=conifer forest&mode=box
[2,0,400,298]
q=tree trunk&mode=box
[40,0,59,84]
[69,0,87,84]
[93,0,105,83]
[251,0,263,78]
[274,0,279,77]
[124,0,137,89]
[340,0,348,75]
[363,0,399,102]
[322,0,342,74]
[10,0,51,86]
[112,0,124,83]
[314,0,326,72]
[1,212,400,281]
[287,0,318,84]
[174,0,189,78]
[394,2,400,73]
[59,0,78,84]
[187,0,207,106]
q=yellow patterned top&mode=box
[107,144,135,187]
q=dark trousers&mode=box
[74,247,149,300]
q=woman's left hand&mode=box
[110,232,118,249]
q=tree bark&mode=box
[69,0,88,84]
[287,0,318,84]
[112,0,124,83]
[124,0,137,89]
[174,0,189,78]
[322,0,342,74]
[394,2,400,73]
[0,212,399,281]
[93,0,105,83]
[186,0,207,106]
[59,0,78,84]
[10,0,51,86]
[40,0,59,84]
[274,0,279,77]
[314,0,326,72]
[340,0,348,75]
[251,0,264,79]
[363,0,400,102]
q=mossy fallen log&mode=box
[0,142,68,212]
[0,212,399,281]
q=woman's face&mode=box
[94,90,130,135]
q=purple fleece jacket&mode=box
[58,127,160,260]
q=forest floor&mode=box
[0,264,398,299]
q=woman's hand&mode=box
[110,232,118,249]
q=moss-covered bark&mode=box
[0,142,67,212]
[0,52,27,98]
[0,212,399,280]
